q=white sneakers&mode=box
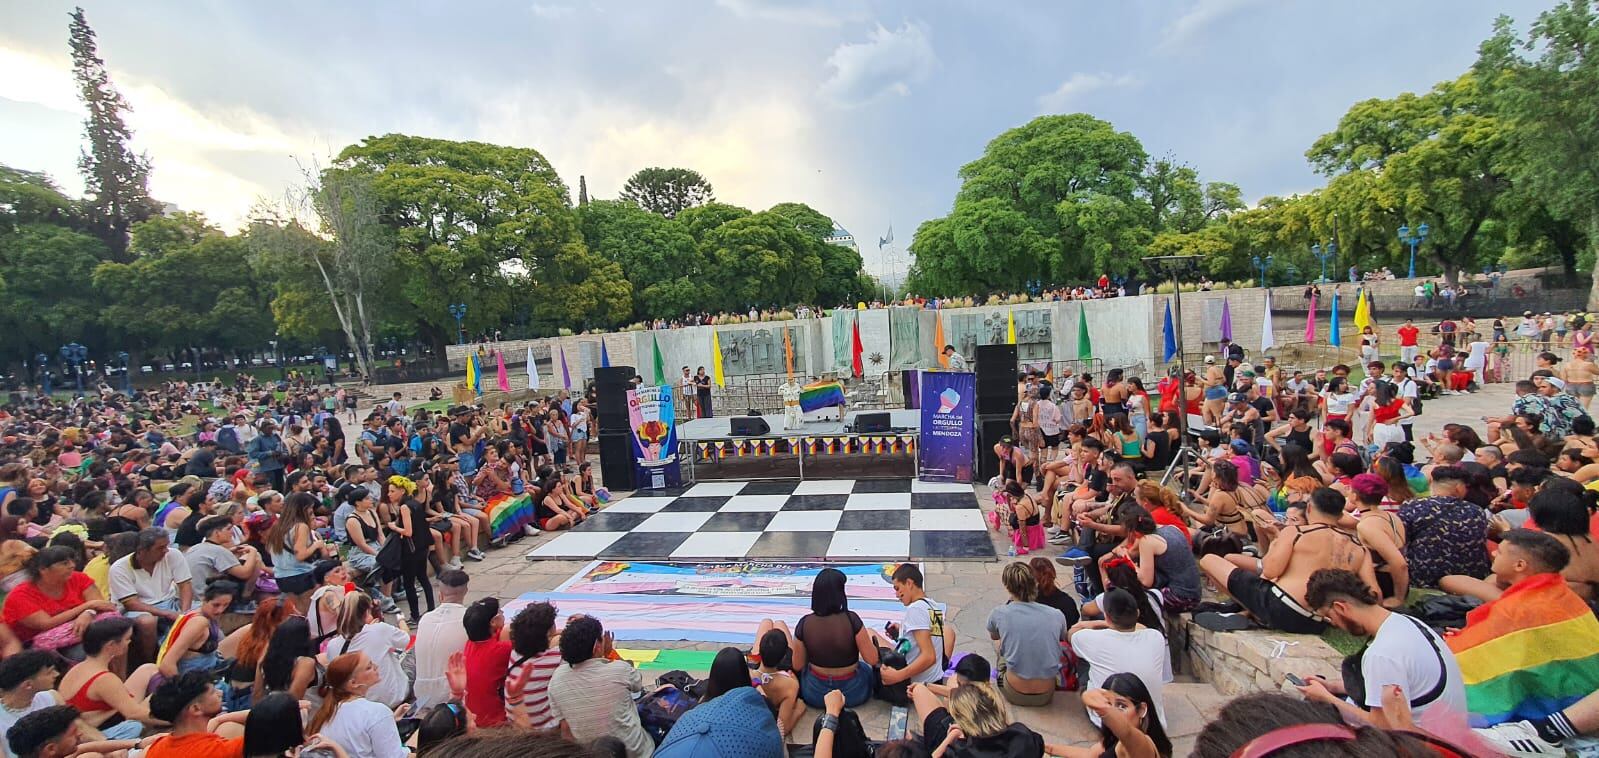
[1473,721,1565,757]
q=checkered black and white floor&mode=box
[524,478,996,561]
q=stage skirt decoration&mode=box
[487,492,535,541]
[798,381,846,413]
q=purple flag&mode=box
[560,346,572,389]
[1220,299,1233,343]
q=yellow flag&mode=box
[464,352,477,391]
[1353,288,1373,332]
[1007,309,1017,345]
[711,330,725,388]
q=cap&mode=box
[1229,438,1252,452]
[1228,392,1248,404]
[653,688,779,758]
[1204,355,1216,364]
[1544,376,1567,390]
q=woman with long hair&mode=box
[329,592,410,708]
[341,488,392,609]
[57,617,159,740]
[908,681,1050,756]
[1367,381,1411,450]
[786,567,880,708]
[383,477,435,621]
[220,596,295,711]
[307,652,410,758]
[244,692,349,758]
[257,616,321,704]
[1368,456,1416,510]
[1183,460,1252,541]
[1000,480,1043,556]
[323,417,348,467]
[1347,474,1409,607]
[1140,412,1177,473]
[267,492,333,606]
[569,399,592,465]
[1133,480,1191,541]
[1108,415,1144,471]
[1112,507,1201,613]
[1056,673,1172,758]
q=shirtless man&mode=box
[1199,487,1379,634]
[1202,356,1228,427]
[1564,347,1598,411]
[1100,370,1130,425]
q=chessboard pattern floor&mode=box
[525,479,996,561]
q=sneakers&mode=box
[447,557,464,570]
[1047,531,1072,545]
[1044,526,1063,538]
[1056,547,1093,567]
[1473,721,1564,757]
[523,524,541,537]
[465,548,487,561]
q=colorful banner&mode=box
[918,370,975,482]
[627,384,682,489]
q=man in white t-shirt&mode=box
[1296,568,1466,724]
[1388,363,1419,443]
[880,564,948,687]
[1069,588,1168,727]
[413,570,471,709]
[109,528,194,663]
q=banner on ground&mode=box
[627,384,682,489]
[918,370,975,483]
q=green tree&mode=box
[578,200,706,320]
[0,166,108,362]
[1477,0,1599,304]
[68,7,157,262]
[532,243,633,331]
[765,202,870,304]
[702,212,824,310]
[676,202,751,242]
[618,167,715,219]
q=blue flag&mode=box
[1162,301,1178,362]
[470,354,483,395]
[600,340,611,368]
[1329,291,1342,347]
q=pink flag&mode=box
[495,350,510,392]
[1304,292,1318,343]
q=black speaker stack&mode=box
[594,365,636,491]
[974,344,1018,482]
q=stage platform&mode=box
[677,409,921,440]
[526,478,995,562]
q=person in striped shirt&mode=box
[505,601,563,732]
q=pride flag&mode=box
[799,380,846,414]
[1447,572,1599,726]
[486,492,536,543]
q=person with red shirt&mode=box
[1,546,116,649]
[1397,318,1421,364]
[461,598,513,727]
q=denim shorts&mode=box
[799,661,873,708]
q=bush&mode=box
[775,310,795,321]
[557,328,574,337]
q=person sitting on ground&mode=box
[546,615,652,758]
[1445,529,1599,733]
[1398,465,1491,589]
[504,601,563,732]
[143,671,248,758]
[184,516,262,612]
[782,567,879,708]
[1068,588,1169,728]
[1027,557,1079,627]
[984,563,1068,706]
[57,619,161,741]
[9,704,144,758]
[1346,474,1409,608]
[1192,691,1486,758]
[108,529,193,665]
[879,564,953,689]
[1182,460,1259,545]
[243,692,350,758]
[654,647,783,758]
[1198,488,1378,634]
[1106,506,1202,613]
[1052,674,1173,758]
[907,680,1056,757]
[748,627,802,738]
[1,545,117,658]
[327,592,411,709]
[1133,480,1192,542]
[413,570,470,711]
[0,651,65,753]
[461,597,513,728]
[256,616,320,704]
[1295,568,1467,726]
[306,653,412,758]
[1522,481,1599,600]
[156,581,238,680]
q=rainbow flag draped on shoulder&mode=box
[156,611,205,667]
[487,492,535,542]
[1446,572,1599,727]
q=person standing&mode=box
[694,367,713,418]
[680,367,696,418]
[1398,318,1421,365]
[943,345,969,372]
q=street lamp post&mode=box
[1251,254,1274,288]
[59,343,88,393]
[1397,222,1430,279]
[449,303,468,345]
[1311,241,1337,283]
[35,354,50,397]
[1143,254,1204,492]
[117,352,131,394]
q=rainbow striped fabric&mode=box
[1446,572,1599,727]
[156,611,203,668]
[487,492,534,542]
[799,381,846,413]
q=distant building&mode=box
[825,225,858,252]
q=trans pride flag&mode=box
[1447,572,1599,726]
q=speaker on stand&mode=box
[594,365,637,491]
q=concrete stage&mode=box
[678,409,921,440]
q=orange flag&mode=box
[783,327,794,380]
[933,315,947,368]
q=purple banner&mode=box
[917,371,975,483]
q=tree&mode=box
[702,212,824,310]
[578,199,706,321]
[68,7,157,262]
[1477,0,1599,305]
[765,202,872,304]
[578,175,589,206]
[619,167,715,219]
[532,243,633,331]
[676,202,750,242]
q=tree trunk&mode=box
[1588,215,1599,311]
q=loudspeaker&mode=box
[855,412,891,433]
[975,344,1017,414]
[597,432,635,491]
[594,366,636,387]
[596,365,636,422]
[976,414,1013,482]
[730,416,770,436]
[901,370,920,410]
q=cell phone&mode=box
[1284,673,1307,687]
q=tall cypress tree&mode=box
[578,175,589,205]
[69,6,156,262]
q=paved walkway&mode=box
[384,379,1518,752]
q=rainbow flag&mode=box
[156,611,203,667]
[487,492,535,542]
[1447,572,1599,726]
[799,381,846,414]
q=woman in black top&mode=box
[384,476,434,622]
[694,367,713,418]
[324,417,348,466]
[1027,556,1080,626]
[1141,412,1177,472]
[786,568,880,708]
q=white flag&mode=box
[1260,290,1276,352]
[526,346,540,390]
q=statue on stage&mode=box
[780,378,804,430]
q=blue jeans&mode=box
[799,662,873,708]
[100,719,144,740]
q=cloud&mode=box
[530,3,573,19]
[714,0,860,27]
[1160,0,1265,50]
[818,22,935,107]
[1036,72,1141,112]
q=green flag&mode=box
[1077,304,1093,360]
[651,333,666,385]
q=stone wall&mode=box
[1182,618,1345,698]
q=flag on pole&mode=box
[1305,292,1318,343]
[1330,291,1342,347]
[469,353,482,396]
[711,330,725,388]
[933,315,947,368]
[495,350,510,392]
[783,327,795,381]
[850,319,864,378]
[1261,291,1276,352]
[560,346,572,390]
[651,334,666,385]
[879,226,893,249]
[1007,310,1017,345]
[1220,299,1233,343]
[526,346,540,390]
[1077,304,1093,360]
[465,351,478,393]
[1353,287,1373,332]
[1162,301,1178,362]
[600,340,611,368]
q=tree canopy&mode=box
[619,167,715,219]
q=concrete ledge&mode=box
[1182,618,1344,697]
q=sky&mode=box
[0,0,1546,285]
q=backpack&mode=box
[812,708,872,758]
[637,681,699,746]
[874,647,911,706]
